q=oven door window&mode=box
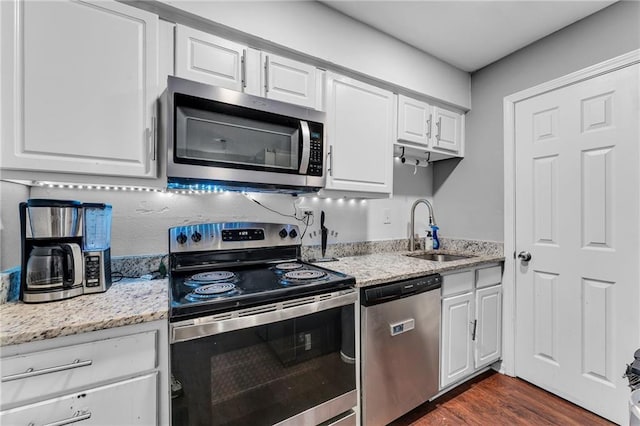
[171,306,355,426]
[175,98,300,173]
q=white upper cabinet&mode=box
[262,53,322,110]
[396,94,465,159]
[0,0,160,178]
[397,94,431,146]
[175,25,323,110]
[433,106,464,155]
[175,24,257,94]
[324,72,394,195]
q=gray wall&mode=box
[433,1,640,242]
[0,181,29,269]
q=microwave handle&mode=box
[298,121,311,174]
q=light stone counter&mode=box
[313,250,505,288]
[0,279,168,346]
[0,240,503,346]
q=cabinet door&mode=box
[441,292,474,389]
[325,72,394,194]
[475,284,502,369]
[263,53,321,110]
[0,0,159,178]
[432,106,463,154]
[0,373,157,425]
[175,24,248,92]
[397,94,431,146]
[1,331,157,408]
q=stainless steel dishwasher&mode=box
[360,274,442,426]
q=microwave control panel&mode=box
[307,124,323,176]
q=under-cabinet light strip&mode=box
[33,182,369,201]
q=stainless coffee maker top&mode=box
[26,199,82,239]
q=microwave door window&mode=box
[176,106,299,172]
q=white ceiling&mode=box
[321,0,617,72]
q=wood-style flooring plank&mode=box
[390,371,614,426]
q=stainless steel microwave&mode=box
[164,76,326,193]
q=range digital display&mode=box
[221,229,265,241]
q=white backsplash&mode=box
[1,161,436,268]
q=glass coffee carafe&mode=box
[25,244,82,291]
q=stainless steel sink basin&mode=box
[405,252,474,262]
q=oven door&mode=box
[170,290,357,426]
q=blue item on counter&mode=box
[431,225,440,249]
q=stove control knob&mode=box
[176,232,188,245]
[279,228,288,238]
[191,231,202,243]
[289,229,298,238]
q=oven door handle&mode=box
[171,290,356,343]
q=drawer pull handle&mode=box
[1,359,92,382]
[29,410,92,426]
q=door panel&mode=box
[440,292,473,388]
[397,95,430,146]
[475,285,502,369]
[514,63,639,424]
[175,24,245,91]
[433,107,462,153]
[1,0,158,177]
[263,53,318,109]
[325,73,394,194]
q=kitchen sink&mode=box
[405,252,474,262]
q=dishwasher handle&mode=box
[361,274,441,306]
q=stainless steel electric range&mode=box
[168,222,357,426]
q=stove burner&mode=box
[185,282,237,301]
[184,271,237,288]
[274,262,303,272]
[282,270,327,282]
[190,271,235,282]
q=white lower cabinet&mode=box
[0,373,157,425]
[475,284,502,369]
[0,320,169,425]
[440,265,502,389]
[441,290,475,386]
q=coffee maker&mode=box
[20,200,113,303]
[82,203,112,294]
[20,199,85,303]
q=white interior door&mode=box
[514,63,639,424]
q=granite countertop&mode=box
[0,244,503,347]
[313,250,505,288]
[0,278,168,346]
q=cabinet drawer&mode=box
[441,270,474,297]
[0,373,157,425]
[1,331,156,408]
[475,265,502,289]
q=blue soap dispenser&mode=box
[431,225,440,250]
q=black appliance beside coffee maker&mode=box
[19,199,113,303]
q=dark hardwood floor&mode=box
[390,371,614,425]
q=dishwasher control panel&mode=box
[361,273,442,306]
[390,318,415,336]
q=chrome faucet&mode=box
[410,199,436,251]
